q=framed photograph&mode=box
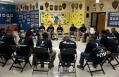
[19,21,21,23]
[10,14,13,17]
[40,5,43,10]
[110,17,112,20]
[0,13,1,17]
[92,8,96,11]
[6,14,9,17]
[2,14,5,17]
[27,22,30,24]
[22,20,25,23]
[6,7,9,10]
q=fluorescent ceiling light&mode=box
[0,0,14,2]
[0,2,8,4]
[96,0,99,3]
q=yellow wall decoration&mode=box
[40,12,69,25]
[70,12,84,26]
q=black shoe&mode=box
[49,65,54,68]
[92,63,97,68]
[14,60,23,64]
[41,64,44,68]
[77,65,83,69]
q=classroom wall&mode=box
[16,0,87,33]
[85,0,119,31]
[16,0,119,32]
[17,0,72,33]
[0,4,16,24]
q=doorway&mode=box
[91,12,106,33]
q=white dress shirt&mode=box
[86,27,95,34]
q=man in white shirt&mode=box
[82,25,95,43]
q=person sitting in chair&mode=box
[59,36,77,71]
[100,30,117,54]
[82,25,95,43]
[77,35,97,68]
[36,32,56,68]
[0,28,6,38]
[111,28,119,40]
[38,23,45,39]
[15,32,34,63]
[18,24,25,38]
[56,25,64,39]
[77,24,87,41]
[1,29,16,60]
[69,24,77,39]
[47,24,55,40]
[27,24,39,40]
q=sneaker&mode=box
[92,63,97,68]
[49,65,54,68]
[77,65,83,69]
[14,60,23,64]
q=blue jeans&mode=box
[79,52,90,66]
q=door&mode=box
[97,13,106,33]
[91,13,98,30]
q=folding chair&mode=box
[82,47,106,76]
[9,45,32,72]
[32,47,50,75]
[32,34,37,41]
[58,49,77,77]
[102,47,119,70]
[0,41,14,67]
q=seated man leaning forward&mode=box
[36,32,56,68]
[38,23,45,39]
[56,25,64,39]
[58,36,77,71]
[77,35,98,68]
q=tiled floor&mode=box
[0,32,119,77]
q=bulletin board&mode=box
[17,10,39,31]
[70,12,84,26]
[107,12,119,27]
[40,12,69,25]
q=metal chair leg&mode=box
[100,64,105,74]
[2,60,8,67]
[21,62,27,73]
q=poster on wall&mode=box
[2,14,5,17]
[10,14,13,17]
[70,12,84,26]
[40,12,69,25]
[108,12,119,27]
[6,14,9,17]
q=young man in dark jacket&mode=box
[77,35,97,68]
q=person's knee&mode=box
[81,52,85,56]
[52,51,56,56]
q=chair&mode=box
[32,47,50,75]
[56,33,64,40]
[9,45,32,73]
[0,41,14,67]
[32,33,37,41]
[82,47,106,76]
[58,49,77,77]
[102,47,119,70]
